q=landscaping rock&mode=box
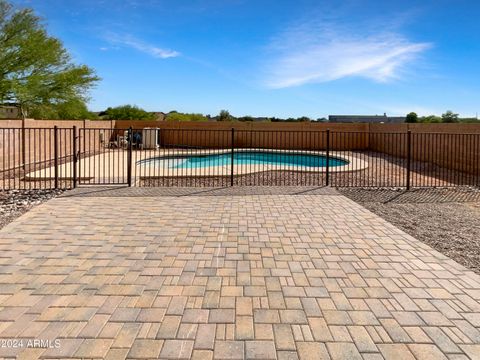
[340,188,480,274]
[0,189,64,229]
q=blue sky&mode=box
[13,0,480,118]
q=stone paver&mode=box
[0,190,479,359]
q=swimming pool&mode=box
[138,151,348,169]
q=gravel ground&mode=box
[141,151,478,187]
[340,188,480,274]
[0,189,64,229]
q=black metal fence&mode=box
[0,127,75,190]
[0,127,479,190]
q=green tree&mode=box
[104,105,155,120]
[405,112,418,123]
[30,98,98,119]
[0,0,99,118]
[441,110,459,123]
[218,110,233,121]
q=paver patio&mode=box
[0,188,480,359]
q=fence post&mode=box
[325,129,330,186]
[127,127,133,187]
[406,130,411,190]
[72,126,77,188]
[230,128,235,186]
[54,126,59,189]
[21,118,26,172]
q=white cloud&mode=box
[106,33,180,59]
[264,23,431,88]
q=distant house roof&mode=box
[328,114,405,123]
[0,104,20,119]
[152,112,166,121]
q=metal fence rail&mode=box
[0,127,75,190]
[0,127,479,190]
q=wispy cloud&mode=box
[264,22,431,88]
[105,33,180,59]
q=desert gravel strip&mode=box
[340,187,480,274]
[0,189,64,229]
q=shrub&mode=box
[104,105,155,120]
[166,112,208,121]
[420,115,442,123]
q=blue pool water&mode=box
[139,151,348,169]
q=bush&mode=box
[459,117,480,123]
[104,105,155,120]
[166,112,208,121]
[420,115,442,123]
[297,116,311,122]
[238,116,254,122]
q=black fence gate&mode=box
[78,128,130,186]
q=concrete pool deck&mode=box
[0,187,479,359]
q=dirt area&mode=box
[340,187,480,274]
